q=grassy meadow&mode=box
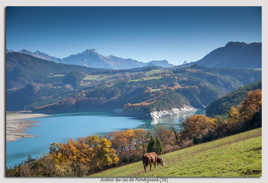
[91,128,262,177]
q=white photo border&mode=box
[0,0,265,183]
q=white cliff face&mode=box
[150,105,197,125]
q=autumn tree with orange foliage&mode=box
[109,129,151,163]
[49,136,119,176]
[239,90,261,122]
[228,89,262,132]
[181,114,217,140]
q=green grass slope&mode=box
[91,128,262,177]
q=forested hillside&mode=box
[206,81,261,117]
[6,52,261,119]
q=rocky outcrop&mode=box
[150,105,197,124]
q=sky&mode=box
[6,7,261,65]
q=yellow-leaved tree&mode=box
[239,89,262,122]
[227,89,262,132]
[181,114,217,140]
[49,136,119,176]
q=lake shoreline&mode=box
[6,112,50,142]
[6,112,146,167]
[6,110,200,167]
[5,108,200,142]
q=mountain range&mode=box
[14,49,173,69]
[10,41,261,70]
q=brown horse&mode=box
[142,152,164,173]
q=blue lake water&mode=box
[6,112,148,168]
[6,111,200,168]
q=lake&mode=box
[6,111,198,168]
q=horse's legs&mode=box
[150,163,152,171]
[143,164,147,173]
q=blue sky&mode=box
[6,7,261,65]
